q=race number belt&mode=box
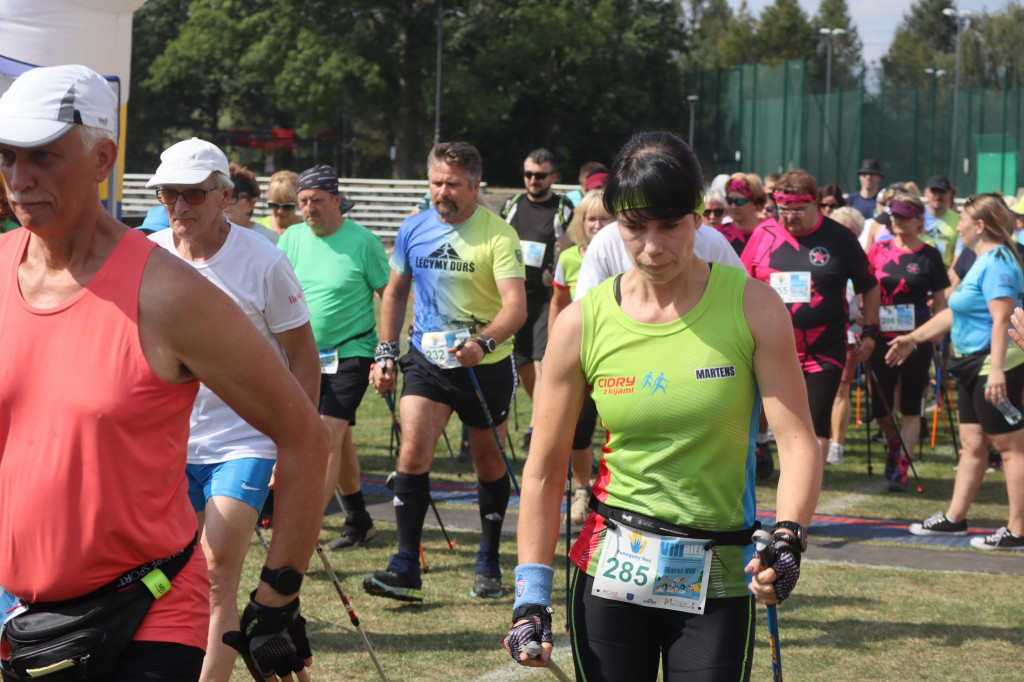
[588,497,759,545]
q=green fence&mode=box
[685,59,1024,197]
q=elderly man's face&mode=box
[298,188,342,234]
[158,176,231,240]
[0,127,111,231]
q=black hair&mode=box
[602,131,704,223]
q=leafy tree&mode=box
[757,0,815,65]
[680,0,734,70]
[718,1,759,68]
[880,0,957,88]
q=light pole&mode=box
[687,95,699,147]
[434,0,443,147]
[924,65,946,178]
[943,7,971,180]
[819,27,846,160]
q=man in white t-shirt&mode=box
[574,214,744,301]
[148,138,320,682]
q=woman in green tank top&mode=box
[505,132,822,681]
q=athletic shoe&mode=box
[363,570,424,602]
[909,511,969,536]
[470,571,503,598]
[326,523,378,551]
[570,487,591,525]
[889,446,909,492]
[826,442,844,465]
[969,526,1024,550]
[755,441,774,479]
[872,430,887,444]
[884,437,899,481]
[987,448,1004,473]
[523,428,533,455]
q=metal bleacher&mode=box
[123,174,440,240]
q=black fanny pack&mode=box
[947,348,989,385]
[589,496,759,546]
[2,536,196,682]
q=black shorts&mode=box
[572,393,599,450]
[399,346,517,429]
[804,368,842,438]
[0,642,205,682]
[869,339,933,419]
[958,362,1024,435]
[569,569,754,681]
[513,298,550,366]
[319,356,372,423]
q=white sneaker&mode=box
[826,442,844,465]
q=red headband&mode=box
[727,179,752,198]
[775,193,815,206]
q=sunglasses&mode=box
[777,203,812,216]
[523,171,551,180]
[725,196,751,207]
[155,188,218,205]
[268,202,297,211]
[230,193,253,203]
[703,208,725,218]
[820,202,840,210]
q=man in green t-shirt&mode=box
[278,164,391,551]
[924,174,959,266]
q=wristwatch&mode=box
[260,565,304,595]
[469,334,497,354]
[772,521,808,552]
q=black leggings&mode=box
[869,338,933,419]
[569,569,755,682]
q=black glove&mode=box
[223,591,312,679]
[503,604,553,663]
[758,531,802,602]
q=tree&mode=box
[680,0,734,70]
[718,1,759,68]
[880,0,957,88]
[757,0,815,65]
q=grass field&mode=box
[228,376,1024,681]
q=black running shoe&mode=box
[970,526,1024,550]
[755,441,774,479]
[363,570,424,602]
[326,524,378,551]
[469,572,503,599]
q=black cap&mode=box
[926,174,952,192]
[858,159,883,177]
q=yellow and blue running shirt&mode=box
[569,264,761,598]
[391,205,525,365]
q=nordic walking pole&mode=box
[564,461,571,632]
[864,370,873,476]
[855,363,862,429]
[385,471,455,549]
[315,545,390,682]
[440,428,462,476]
[253,525,271,551]
[524,642,573,682]
[752,529,783,682]
[465,366,520,494]
[866,365,924,492]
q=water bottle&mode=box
[995,398,1022,426]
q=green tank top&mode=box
[572,264,760,598]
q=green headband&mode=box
[612,191,706,218]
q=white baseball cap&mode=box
[0,64,118,147]
[146,137,230,188]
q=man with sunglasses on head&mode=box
[0,66,328,682]
[500,148,573,453]
[742,170,880,466]
[148,137,323,682]
[278,165,391,554]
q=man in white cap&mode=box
[0,65,327,682]
[146,137,320,682]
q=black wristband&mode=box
[770,531,803,567]
[374,341,400,364]
[860,324,879,341]
[512,603,553,625]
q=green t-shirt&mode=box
[554,244,584,300]
[278,219,390,357]
[571,264,759,599]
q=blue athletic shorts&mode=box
[186,458,275,512]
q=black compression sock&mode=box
[341,490,371,528]
[393,472,430,551]
[477,474,510,551]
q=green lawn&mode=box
[228,371,1023,680]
